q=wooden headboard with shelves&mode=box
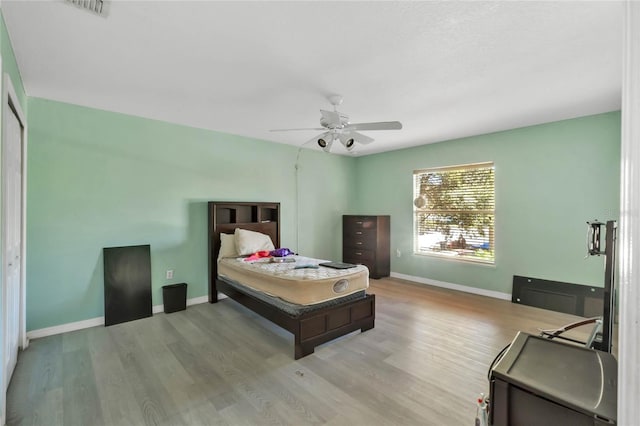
[207,201,280,302]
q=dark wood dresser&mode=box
[343,215,390,279]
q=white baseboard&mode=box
[25,280,502,341]
[151,295,210,314]
[188,295,211,305]
[26,316,105,340]
[389,272,512,301]
[27,295,212,340]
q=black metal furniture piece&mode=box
[490,332,617,426]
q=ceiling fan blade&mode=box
[349,131,375,145]
[345,121,403,131]
[270,127,326,132]
[320,109,343,128]
[301,133,321,146]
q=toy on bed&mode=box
[243,248,295,262]
[208,201,376,359]
[219,228,295,261]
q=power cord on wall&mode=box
[487,343,511,381]
[294,145,303,254]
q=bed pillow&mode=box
[235,228,275,255]
[218,233,238,260]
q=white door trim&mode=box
[0,71,27,426]
[618,2,640,423]
[0,51,4,426]
[2,72,27,350]
[3,75,28,353]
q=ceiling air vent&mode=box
[65,0,109,17]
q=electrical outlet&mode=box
[396,249,401,258]
[166,269,174,279]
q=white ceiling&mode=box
[2,1,624,156]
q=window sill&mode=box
[413,251,495,266]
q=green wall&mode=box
[353,112,621,294]
[24,103,622,330]
[26,98,356,331]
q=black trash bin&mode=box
[162,283,187,313]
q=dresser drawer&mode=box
[344,248,375,262]
[344,235,377,250]
[344,226,376,239]
[348,261,374,275]
[343,216,377,230]
[344,256,374,275]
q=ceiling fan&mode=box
[270,95,402,153]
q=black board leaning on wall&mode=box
[103,244,152,326]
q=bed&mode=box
[208,201,375,359]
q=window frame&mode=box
[413,161,495,264]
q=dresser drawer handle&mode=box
[355,252,362,256]
[356,231,362,235]
[356,221,363,225]
[356,242,363,245]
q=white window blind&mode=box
[413,162,495,263]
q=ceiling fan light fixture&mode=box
[338,134,356,151]
[321,140,333,153]
[316,131,334,152]
[340,138,355,151]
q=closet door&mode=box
[3,96,23,392]
[2,73,27,426]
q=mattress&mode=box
[218,275,367,317]
[217,256,369,305]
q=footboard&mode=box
[295,294,375,359]
[216,276,375,359]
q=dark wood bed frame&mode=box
[208,201,375,359]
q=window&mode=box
[413,162,495,263]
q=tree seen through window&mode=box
[413,163,495,263]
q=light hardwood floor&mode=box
[6,278,599,426]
